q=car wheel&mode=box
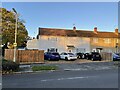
[65,57,68,61]
[78,56,80,59]
[48,58,51,61]
[86,57,89,60]
[91,58,94,61]
[113,58,115,61]
[82,55,85,59]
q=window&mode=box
[104,38,111,43]
[93,38,98,43]
[48,37,57,41]
[52,53,59,55]
[64,53,67,55]
[117,39,119,43]
[68,53,74,55]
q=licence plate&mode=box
[96,55,99,57]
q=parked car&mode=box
[60,52,77,61]
[76,52,84,59]
[83,53,90,59]
[113,53,120,61]
[87,52,102,61]
[44,52,60,61]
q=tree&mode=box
[1,8,28,48]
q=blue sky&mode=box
[3,2,118,37]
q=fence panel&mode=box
[4,49,44,64]
[101,52,112,60]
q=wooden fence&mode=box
[4,49,44,64]
[100,52,112,60]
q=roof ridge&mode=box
[39,27,120,33]
[40,27,92,31]
[39,27,120,38]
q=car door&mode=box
[44,52,49,59]
[63,53,68,59]
[60,53,64,59]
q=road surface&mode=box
[2,68,118,88]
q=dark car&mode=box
[113,53,120,61]
[87,52,102,61]
[44,52,60,61]
[76,53,84,59]
[83,53,90,59]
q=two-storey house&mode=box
[27,27,120,54]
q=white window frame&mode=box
[48,37,57,41]
[117,39,119,43]
[104,38,111,43]
[93,38,98,43]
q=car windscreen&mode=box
[77,53,82,55]
[116,53,120,56]
[52,53,59,55]
[68,53,74,55]
[92,52,99,55]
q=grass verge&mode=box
[113,61,120,67]
[32,65,58,71]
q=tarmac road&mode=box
[2,67,118,88]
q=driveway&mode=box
[45,59,111,64]
[29,60,117,72]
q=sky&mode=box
[2,2,118,37]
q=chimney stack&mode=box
[73,26,76,31]
[115,28,118,35]
[94,27,98,34]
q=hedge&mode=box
[2,59,19,73]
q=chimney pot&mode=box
[115,28,118,34]
[73,26,76,30]
[94,27,97,33]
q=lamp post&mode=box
[115,43,118,53]
[12,8,18,62]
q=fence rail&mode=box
[4,49,44,64]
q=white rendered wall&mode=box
[27,35,91,53]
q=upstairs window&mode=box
[117,39,119,43]
[104,38,111,43]
[48,37,57,41]
[93,38,98,43]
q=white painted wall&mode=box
[27,35,91,53]
[27,39,39,49]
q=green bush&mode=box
[32,66,58,71]
[2,59,19,72]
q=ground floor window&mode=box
[47,48,58,52]
[76,48,86,53]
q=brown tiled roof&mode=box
[38,27,120,38]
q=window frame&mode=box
[93,38,98,43]
[104,38,111,43]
